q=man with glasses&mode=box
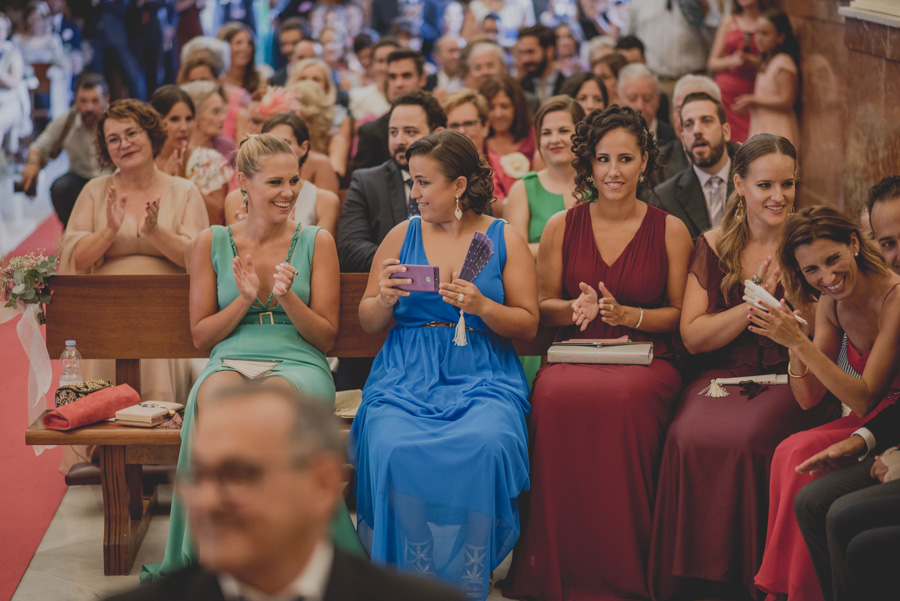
[108,384,465,601]
[21,72,110,227]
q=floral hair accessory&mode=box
[258,86,302,120]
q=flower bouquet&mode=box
[1,251,58,324]
[0,251,58,454]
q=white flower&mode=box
[499,152,531,179]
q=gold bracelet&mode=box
[788,360,809,378]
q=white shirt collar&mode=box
[692,156,731,189]
[218,541,334,601]
[649,118,658,139]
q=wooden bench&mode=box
[25,273,554,575]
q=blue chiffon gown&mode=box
[349,217,531,600]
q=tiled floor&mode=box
[0,155,61,256]
[12,484,511,600]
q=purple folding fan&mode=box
[458,231,494,282]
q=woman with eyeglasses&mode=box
[58,99,209,469]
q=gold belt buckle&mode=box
[259,311,274,325]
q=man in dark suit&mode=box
[339,91,446,273]
[516,24,566,105]
[106,384,466,601]
[793,401,900,601]
[353,48,428,172]
[652,92,737,241]
[268,17,305,87]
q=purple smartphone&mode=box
[391,265,440,292]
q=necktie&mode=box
[406,178,419,217]
[707,176,724,227]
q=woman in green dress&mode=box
[505,96,585,259]
[142,133,363,583]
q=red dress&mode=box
[754,307,900,601]
[715,25,757,143]
[502,203,681,601]
[648,236,839,601]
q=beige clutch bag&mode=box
[546,341,654,366]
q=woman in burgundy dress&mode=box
[648,134,839,601]
[502,106,693,600]
[707,0,763,143]
[749,206,900,601]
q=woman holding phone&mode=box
[350,130,538,600]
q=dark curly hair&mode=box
[571,105,658,204]
[406,130,495,216]
[96,99,168,167]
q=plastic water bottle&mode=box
[59,340,83,387]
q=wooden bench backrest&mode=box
[46,274,554,362]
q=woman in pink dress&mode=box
[479,74,537,213]
[750,206,900,601]
[502,105,693,601]
[707,0,763,142]
[735,10,801,149]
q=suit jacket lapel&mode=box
[385,161,407,226]
[678,169,711,234]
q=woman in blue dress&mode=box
[349,130,538,600]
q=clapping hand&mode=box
[105,185,127,233]
[139,196,161,237]
[272,262,297,298]
[233,254,260,302]
[756,256,782,296]
[163,142,187,177]
[597,282,631,327]
[571,282,600,331]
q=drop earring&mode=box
[242,189,249,205]
[734,195,745,223]
[455,195,462,220]
[639,173,646,184]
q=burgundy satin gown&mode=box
[502,203,681,601]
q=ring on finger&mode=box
[458,292,465,303]
[752,274,763,285]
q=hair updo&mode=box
[571,105,659,204]
[405,129,495,215]
[237,133,296,179]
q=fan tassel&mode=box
[453,311,468,346]
[699,379,729,398]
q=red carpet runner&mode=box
[0,216,65,601]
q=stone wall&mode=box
[782,0,900,212]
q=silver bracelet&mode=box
[633,307,644,330]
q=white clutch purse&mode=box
[547,339,654,366]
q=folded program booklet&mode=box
[221,359,281,379]
[547,340,654,365]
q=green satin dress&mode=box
[141,224,364,584]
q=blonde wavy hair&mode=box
[285,80,334,154]
[717,134,797,302]
[288,58,338,107]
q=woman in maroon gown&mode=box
[707,0,763,143]
[502,106,693,601]
[647,134,839,601]
[749,207,900,601]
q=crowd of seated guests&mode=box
[3,2,900,601]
